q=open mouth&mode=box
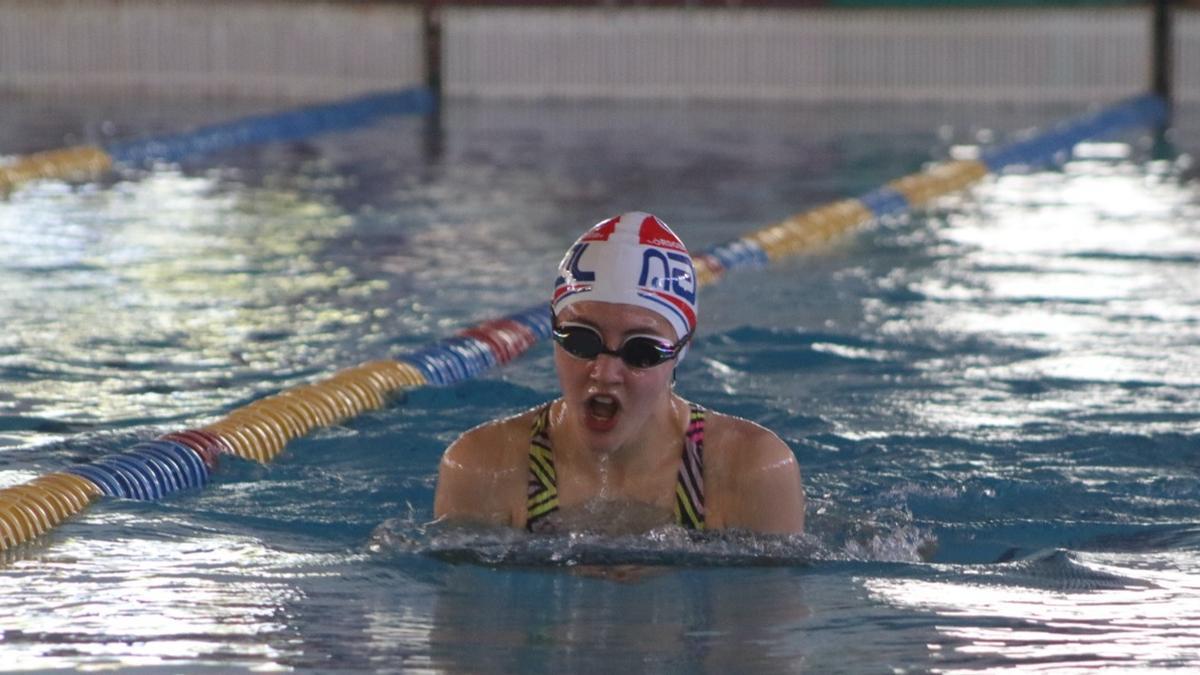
[585,394,621,430]
[587,394,620,419]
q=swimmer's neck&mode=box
[550,394,689,485]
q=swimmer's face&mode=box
[553,301,679,453]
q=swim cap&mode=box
[552,212,698,343]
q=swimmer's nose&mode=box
[589,352,626,382]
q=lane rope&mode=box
[0,87,433,194]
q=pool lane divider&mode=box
[0,88,434,194]
[0,92,1168,552]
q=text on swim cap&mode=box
[638,249,696,305]
[560,243,595,283]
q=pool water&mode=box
[1,95,1198,672]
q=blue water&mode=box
[1,95,1199,672]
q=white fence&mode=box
[0,1,1194,103]
[446,7,1197,103]
[1180,9,1200,103]
[0,0,424,100]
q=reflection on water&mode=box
[356,560,811,674]
[0,171,363,443]
[867,549,1200,670]
[0,510,315,670]
[885,159,1200,440]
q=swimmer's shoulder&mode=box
[442,402,550,471]
[700,408,799,474]
[435,402,552,525]
[697,406,805,533]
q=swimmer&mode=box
[434,212,805,535]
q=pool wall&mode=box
[0,1,1197,103]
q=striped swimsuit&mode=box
[525,402,706,532]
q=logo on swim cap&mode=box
[552,212,698,345]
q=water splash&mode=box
[365,511,944,568]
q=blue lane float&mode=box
[1,86,434,195]
[64,443,212,501]
[509,306,555,341]
[707,239,769,272]
[980,93,1168,172]
[857,187,911,219]
[105,88,435,166]
[132,441,210,489]
[63,464,125,499]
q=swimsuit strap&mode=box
[674,404,706,530]
[525,404,559,531]
[524,402,706,532]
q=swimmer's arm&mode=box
[433,424,521,527]
[726,430,806,535]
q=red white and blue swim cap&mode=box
[552,212,698,342]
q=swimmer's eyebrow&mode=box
[621,325,671,339]
[560,319,672,341]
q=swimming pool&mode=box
[1,95,1198,672]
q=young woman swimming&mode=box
[434,212,805,535]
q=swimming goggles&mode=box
[551,320,691,369]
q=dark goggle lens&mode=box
[556,326,604,358]
[554,325,676,369]
[620,337,671,368]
